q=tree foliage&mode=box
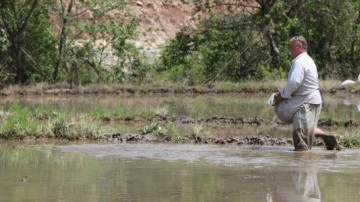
[269,0,360,79]
[159,0,360,84]
[51,0,141,85]
[0,0,143,87]
[1,0,360,86]
[0,0,56,85]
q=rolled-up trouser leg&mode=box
[292,103,322,151]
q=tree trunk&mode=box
[53,0,74,82]
[265,26,280,68]
[14,44,24,83]
[0,0,38,84]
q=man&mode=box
[274,36,323,151]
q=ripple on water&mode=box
[53,144,360,172]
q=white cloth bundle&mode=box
[267,93,277,106]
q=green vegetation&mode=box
[0,100,360,148]
[0,102,103,140]
[140,122,164,136]
[0,0,142,86]
[341,133,360,148]
[159,0,360,84]
[1,1,360,148]
[0,102,216,142]
[0,0,360,86]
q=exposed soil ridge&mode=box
[104,115,360,128]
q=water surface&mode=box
[1,143,360,202]
[2,94,360,119]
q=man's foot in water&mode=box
[315,133,343,150]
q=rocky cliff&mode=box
[130,0,197,58]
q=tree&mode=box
[162,0,360,81]
[159,12,271,84]
[50,0,140,85]
[269,0,360,79]
[193,0,280,69]
[52,0,74,82]
[0,0,56,84]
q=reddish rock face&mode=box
[131,0,197,58]
[51,0,258,58]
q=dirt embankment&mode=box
[131,0,258,58]
[19,114,349,149]
[130,0,197,58]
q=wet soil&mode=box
[103,114,360,128]
[96,115,347,147]
[16,114,347,150]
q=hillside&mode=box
[130,0,197,58]
[130,0,258,59]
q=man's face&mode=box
[290,41,302,58]
[290,41,299,58]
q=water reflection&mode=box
[274,152,321,202]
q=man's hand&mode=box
[274,92,285,104]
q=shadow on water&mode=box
[1,143,360,201]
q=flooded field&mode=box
[1,93,360,138]
[1,143,360,202]
[1,94,360,201]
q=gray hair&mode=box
[290,36,308,50]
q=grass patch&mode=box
[0,102,132,140]
[140,122,163,136]
[340,131,360,148]
[191,122,212,139]
[89,106,107,118]
[0,102,41,139]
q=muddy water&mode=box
[1,143,360,202]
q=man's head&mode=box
[289,36,307,58]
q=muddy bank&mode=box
[15,114,341,149]
[103,115,360,128]
[19,130,295,147]
[23,130,330,149]
[98,133,295,146]
[93,115,346,149]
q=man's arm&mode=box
[281,62,304,98]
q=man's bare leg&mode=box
[314,128,343,150]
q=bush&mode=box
[158,13,272,84]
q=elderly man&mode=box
[274,36,323,151]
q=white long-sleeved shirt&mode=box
[280,52,322,104]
